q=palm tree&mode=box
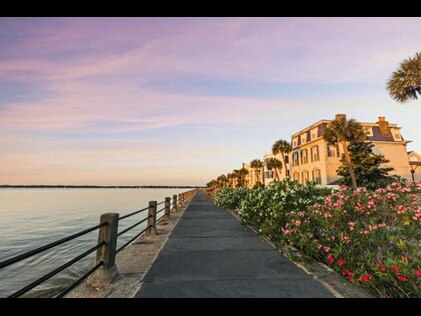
[250,159,264,186]
[272,139,291,178]
[217,174,228,188]
[324,114,366,190]
[226,173,233,188]
[266,157,283,181]
[235,168,249,187]
[387,51,421,103]
[232,169,240,188]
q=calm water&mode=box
[0,188,186,297]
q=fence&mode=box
[0,189,197,298]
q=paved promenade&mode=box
[136,190,334,298]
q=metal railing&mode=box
[0,189,197,298]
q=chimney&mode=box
[242,162,245,169]
[335,114,346,121]
[377,116,391,136]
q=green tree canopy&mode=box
[337,141,399,190]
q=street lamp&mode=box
[409,161,421,181]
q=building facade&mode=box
[289,115,413,185]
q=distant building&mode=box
[289,115,413,185]
[263,151,290,187]
[244,162,264,188]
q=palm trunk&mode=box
[261,168,265,187]
[341,140,357,190]
[274,167,280,181]
[280,152,286,179]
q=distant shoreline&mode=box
[0,185,202,189]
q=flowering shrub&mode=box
[214,179,332,238]
[281,181,421,298]
[214,180,421,298]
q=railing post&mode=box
[178,193,182,208]
[173,194,178,212]
[87,213,119,287]
[146,201,157,237]
[164,197,171,221]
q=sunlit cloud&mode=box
[1,17,421,185]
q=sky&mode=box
[1,17,421,186]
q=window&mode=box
[336,144,340,157]
[301,149,308,164]
[302,170,309,184]
[293,172,300,182]
[293,141,297,147]
[312,168,321,184]
[310,145,319,162]
[292,152,300,166]
[284,155,289,164]
[301,135,307,144]
[264,171,274,179]
[311,127,318,140]
[327,144,335,157]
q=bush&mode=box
[213,180,421,297]
[281,182,421,298]
[214,179,332,238]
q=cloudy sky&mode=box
[1,17,420,185]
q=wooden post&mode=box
[173,194,178,212]
[164,197,171,221]
[87,213,119,286]
[145,201,157,237]
[178,193,182,208]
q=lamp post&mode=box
[409,162,421,181]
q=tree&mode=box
[387,51,421,103]
[233,168,249,187]
[272,139,291,178]
[337,141,398,190]
[265,157,283,181]
[226,173,234,188]
[324,114,367,190]
[250,159,264,186]
[217,174,228,188]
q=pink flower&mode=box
[392,265,400,273]
[347,272,354,282]
[327,253,334,265]
[400,255,408,263]
[361,275,373,283]
[397,275,409,282]
[375,263,385,272]
[341,269,349,276]
[414,269,421,277]
[323,246,330,253]
[317,244,322,250]
[337,259,345,266]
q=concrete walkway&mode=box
[136,191,335,298]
